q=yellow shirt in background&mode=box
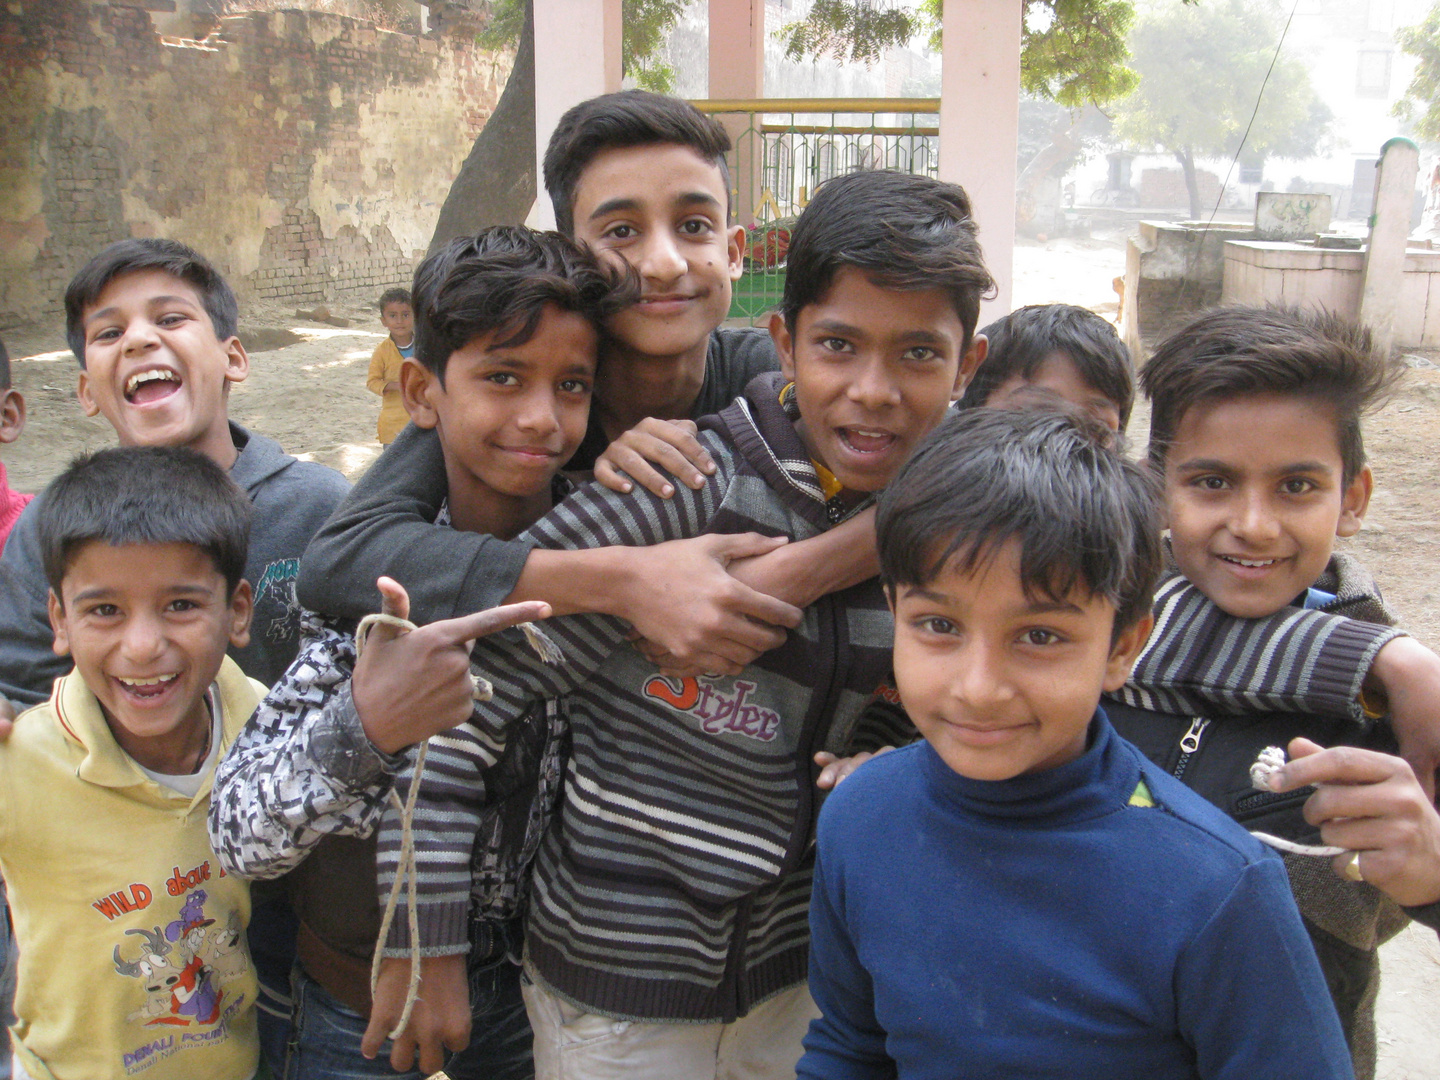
[366,337,410,444]
[0,658,264,1080]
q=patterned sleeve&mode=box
[208,613,406,880]
[1118,576,1404,723]
[376,460,730,955]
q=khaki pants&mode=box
[522,967,819,1080]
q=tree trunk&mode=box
[427,0,536,253]
[1176,148,1201,221]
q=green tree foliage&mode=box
[1111,0,1330,218]
[774,0,1141,109]
[484,0,686,92]
[1395,3,1440,142]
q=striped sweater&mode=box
[376,372,911,1023]
[1117,552,1403,723]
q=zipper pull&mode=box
[1179,717,1209,754]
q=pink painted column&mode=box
[939,0,1021,317]
[708,0,764,228]
[531,0,623,229]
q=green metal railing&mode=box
[691,99,941,322]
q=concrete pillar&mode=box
[938,0,1022,319]
[530,0,623,229]
[709,0,765,228]
[1359,137,1420,357]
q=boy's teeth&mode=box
[1224,556,1276,567]
[117,674,178,687]
[125,369,179,396]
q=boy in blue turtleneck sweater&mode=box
[797,407,1354,1080]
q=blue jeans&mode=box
[284,944,533,1080]
[250,895,299,1077]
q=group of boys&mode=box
[0,88,1438,1080]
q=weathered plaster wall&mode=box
[0,2,512,324]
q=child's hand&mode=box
[618,534,802,676]
[594,418,716,498]
[1365,636,1440,800]
[352,577,551,754]
[814,747,894,789]
[1265,737,1440,908]
[362,953,471,1076]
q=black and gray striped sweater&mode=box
[377,372,911,1023]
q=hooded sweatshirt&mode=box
[0,423,350,708]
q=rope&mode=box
[353,611,563,1042]
[1247,744,1350,859]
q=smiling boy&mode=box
[211,227,629,1080]
[298,90,883,680]
[1106,306,1440,1077]
[366,170,989,1080]
[797,407,1352,1080]
[0,446,264,1080]
[0,239,350,709]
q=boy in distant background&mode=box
[798,406,1352,1080]
[958,302,1134,432]
[0,445,263,1080]
[366,287,414,445]
[0,336,30,551]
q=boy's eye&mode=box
[157,312,188,328]
[1193,475,1229,491]
[602,223,637,241]
[486,372,520,387]
[916,616,958,636]
[902,346,938,362]
[1280,477,1316,495]
[91,327,122,344]
[167,599,199,613]
[87,603,120,618]
[558,378,591,395]
[1020,628,1061,646]
[678,218,715,237]
[818,337,853,354]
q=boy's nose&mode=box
[121,318,161,354]
[1229,491,1282,544]
[637,231,687,284]
[846,358,901,410]
[119,611,168,662]
[515,392,562,436]
[952,640,1014,709]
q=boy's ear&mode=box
[399,358,440,429]
[1335,464,1373,538]
[1101,612,1154,693]
[0,388,25,445]
[227,579,253,650]
[770,312,796,384]
[952,333,989,401]
[221,336,250,391]
[47,589,71,658]
[76,369,102,419]
[726,224,746,282]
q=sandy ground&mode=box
[3,233,1437,1071]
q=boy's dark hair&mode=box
[877,407,1163,635]
[542,90,732,237]
[1143,305,1402,484]
[0,334,9,389]
[781,170,994,350]
[961,303,1135,427]
[378,287,412,311]
[39,446,252,598]
[64,238,239,366]
[411,225,636,383]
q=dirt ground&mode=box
[3,231,1437,1073]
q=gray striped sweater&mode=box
[376,372,911,1022]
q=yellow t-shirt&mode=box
[0,658,263,1080]
[366,337,410,444]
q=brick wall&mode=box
[0,2,512,324]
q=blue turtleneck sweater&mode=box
[799,711,1353,1080]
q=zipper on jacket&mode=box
[1172,717,1209,782]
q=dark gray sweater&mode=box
[0,422,349,706]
